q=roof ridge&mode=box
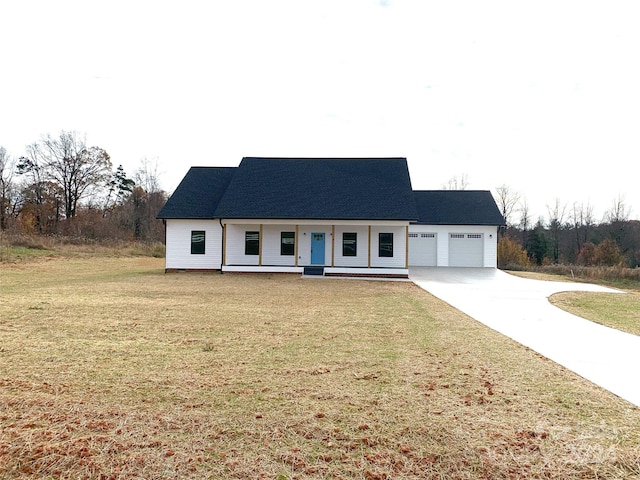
[241,157,407,160]
[413,189,492,192]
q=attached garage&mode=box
[448,233,484,267]
[410,191,505,268]
[408,232,437,266]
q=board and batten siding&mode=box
[165,219,223,270]
[408,225,498,267]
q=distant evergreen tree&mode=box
[527,222,549,265]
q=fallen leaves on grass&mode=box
[2,257,640,479]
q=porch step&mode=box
[303,266,325,276]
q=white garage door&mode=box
[449,233,484,267]
[408,232,437,266]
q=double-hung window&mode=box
[191,230,205,254]
[342,232,357,256]
[378,233,394,257]
[245,231,260,255]
[281,232,295,256]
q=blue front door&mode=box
[311,232,325,265]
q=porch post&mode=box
[405,225,409,269]
[259,224,263,266]
[221,221,226,267]
[331,225,335,267]
[368,225,372,268]
[295,225,299,267]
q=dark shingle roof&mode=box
[157,167,236,219]
[158,162,504,225]
[213,157,418,220]
[413,190,505,226]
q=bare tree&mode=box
[19,180,62,234]
[0,146,19,230]
[518,197,531,246]
[20,132,112,220]
[570,201,595,253]
[494,184,520,227]
[442,173,469,190]
[604,195,632,250]
[135,157,162,194]
[17,146,56,233]
[604,195,631,224]
[119,157,167,241]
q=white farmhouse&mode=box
[157,157,504,277]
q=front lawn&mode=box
[1,257,639,479]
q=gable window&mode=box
[281,231,295,256]
[342,232,357,256]
[379,233,394,257]
[245,231,260,255]
[191,230,206,255]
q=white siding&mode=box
[333,226,369,267]
[409,225,498,267]
[165,219,222,270]
[225,224,261,265]
[485,227,498,267]
[165,220,498,270]
[370,225,407,268]
[220,220,410,270]
[262,225,297,266]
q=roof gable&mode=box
[213,157,418,220]
[157,167,236,219]
[413,190,505,226]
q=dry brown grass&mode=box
[0,232,165,262]
[2,257,640,479]
[510,266,640,291]
[550,291,640,337]
[508,269,640,337]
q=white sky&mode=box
[2,0,639,223]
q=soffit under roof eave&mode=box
[410,221,503,226]
[221,218,416,225]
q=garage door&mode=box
[408,232,437,266]
[449,233,483,267]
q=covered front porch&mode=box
[222,219,409,277]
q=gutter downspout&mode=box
[219,218,225,274]
[162,219,167,273]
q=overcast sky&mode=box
[2,0,639,223]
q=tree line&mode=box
[0,131,166,242]
[494,185,640,269]
[3,149,639,266]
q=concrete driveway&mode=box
[410,267,640,408]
